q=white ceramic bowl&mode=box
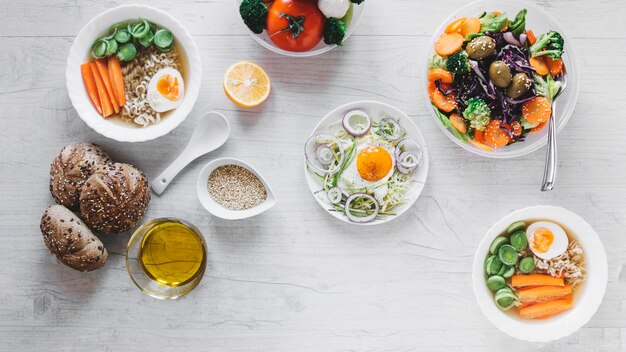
[472,206,608,342]
[424,0,580,158]
[197,158,277,220]
[234,0,366,57]
[304,100,429,226]
[66,5,202,142]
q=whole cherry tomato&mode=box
[266,0,325,52]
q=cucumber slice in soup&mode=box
[498,244,519,266]
[510,230,528,251]
[519,256,536,274]
[487,275,506,291]
[502,265,516,278]
[489,236,509,255]
[489,256,503,275]
[506,221,526,234]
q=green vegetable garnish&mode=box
[446,50,470,74]
[138,30,155,48]
[530,30,565,60]
[487,275,506,291]
[510,231,528,251]
[508,9,527,37]
[427,53,448,70]
[323,18,347,46]
[154,28,174,49]
[498,244,519,266]
[129,18,151,39]
[116,43,137,62]
[114,29,132,43]
[479,12,508,33]
[90,39,108,59]
[462,98,491,131]
[239,0,269,34]
[519,257,536,274]
[494,287,519,310]
[502,266,516,279]
[506,221,526,234]
[489,236,509,255]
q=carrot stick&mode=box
[511,274,564,287]
[460,17,480,38]
[530,57,549,76]
[107,56,126,106]
[431,89,456,113]
[89,62,114,117]
[526,30,537,45]
[94,59,119,113]
[474,129,485,143]
[427,68,454,84]
[434,32,464,56]
[80,62,102,115]
[445,17,466,34]
[519,297,573,319]
[545,56,564,77]
[518,285,572,303]
[522,97,552,125]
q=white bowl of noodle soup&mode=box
[66,5,201,142]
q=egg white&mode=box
[338,136,396,193]
[147,67,185,113]
[526,221,569,260]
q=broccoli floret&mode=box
[428,53,447,70]
[446,50,470,74]
[323,18,347,46]
[463,97,491,131]
[530,30,564,60]
[239,0,268,34]
[350,0,365,4]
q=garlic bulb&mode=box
[318,0,350,19]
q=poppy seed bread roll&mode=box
[79,162,151,234]
[49,143,111,208]
[40,205,108,272]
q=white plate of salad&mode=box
[304,101,428,225]
[425,0,579,158]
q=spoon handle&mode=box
[541,110,558,192]
[151,150,197,195]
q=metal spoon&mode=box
[151,111,230,195]
[541,70,567,192]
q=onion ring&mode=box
[345,193,379,223]
[377,117,404,141]
[327,187,343,205]
[305,134,344,175]
[394,138,423,174]
[342,110,371,137]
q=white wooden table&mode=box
[1,0,625,350]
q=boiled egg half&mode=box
[147,68,185,112]
[526,221,569,260]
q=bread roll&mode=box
[79,162,151,234]
[49,143,111,208]
[40,205,108,272]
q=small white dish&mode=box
[66,4,202,142]
[304,100,429,226]
[197,158,277,220]
[233,0,366,57]
[472,205,608,342]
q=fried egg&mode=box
[339,137,395,192]
[526,221,569,260]
[147,68,185,112]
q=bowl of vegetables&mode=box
[236,0,366,57]
[472,206,608,342]
[425,0,579,158]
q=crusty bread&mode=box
[40,205,108,272]
[49,143,111,209]
[79,162,151,234]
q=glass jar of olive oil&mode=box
[126,218,207,299]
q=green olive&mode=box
[466,36,496,60]
[489,61,512,88]
[506,73,533,99]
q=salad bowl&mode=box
[424,0,580,158]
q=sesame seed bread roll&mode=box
[79,162,151,234]
[40,205,108,272]
[49,143,111,209]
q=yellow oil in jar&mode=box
[139,221,206,287]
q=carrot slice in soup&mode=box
[107,56,126,106]
[94,59,119,113]
[511,274,564,287]
[519,297,573,319]
[80,62,102,115]
[89,62,114,117]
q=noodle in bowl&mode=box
[66,5,201,142]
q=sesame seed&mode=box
[208,165,267,211]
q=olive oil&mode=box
[139,220,206,287]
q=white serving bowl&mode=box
[66,5,202,142]
[234,0,366,57]
[424,0,580,158]
[472,206,608,342]
[304,100,429,226]
[197,158,277,220]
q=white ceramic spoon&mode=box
[151,111,230,195]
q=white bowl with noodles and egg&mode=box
[472,206,608,342]
[66,5,201,142]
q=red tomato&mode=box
[266,0,324,52]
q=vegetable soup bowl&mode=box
[424,0,580,158]
[234,0,366,57]
[472,206,608,342]
[66,5,201,142]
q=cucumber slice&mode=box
[489,236,509,255]
[510,230,528,251]
[502,265,516,278]
[498,244,519,266]
[519,257,536,274]
[487,275,506,291]
[507,221,526,234]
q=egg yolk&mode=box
[356,146,393,182]
[157,74,179,101]
[532,228,554,253]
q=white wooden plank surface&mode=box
[1,0,625,350]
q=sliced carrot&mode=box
[80,62,103,115]
[434,32,464,56]
[94,59,119,114]
[530,57,549,76]
[511,274,564,288]
[522,97,552,125]
[107,56,126,106]
[531,121,548,132]
[510,121,522,136]
[445,17,466,34]
[428,80,452,100]
[449,113,467,133]
[544,56,564,77]
[518,285,573,303]
[432,89,456,113]
[460,17,481,38]
[474,129,486,143]
[89,62,114,117]
[518,301,535,310]
[526,30,537,45]
[427,68,454,84]
[484,120,510,148]
[470,139,493,152]
[519,297,573,319]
